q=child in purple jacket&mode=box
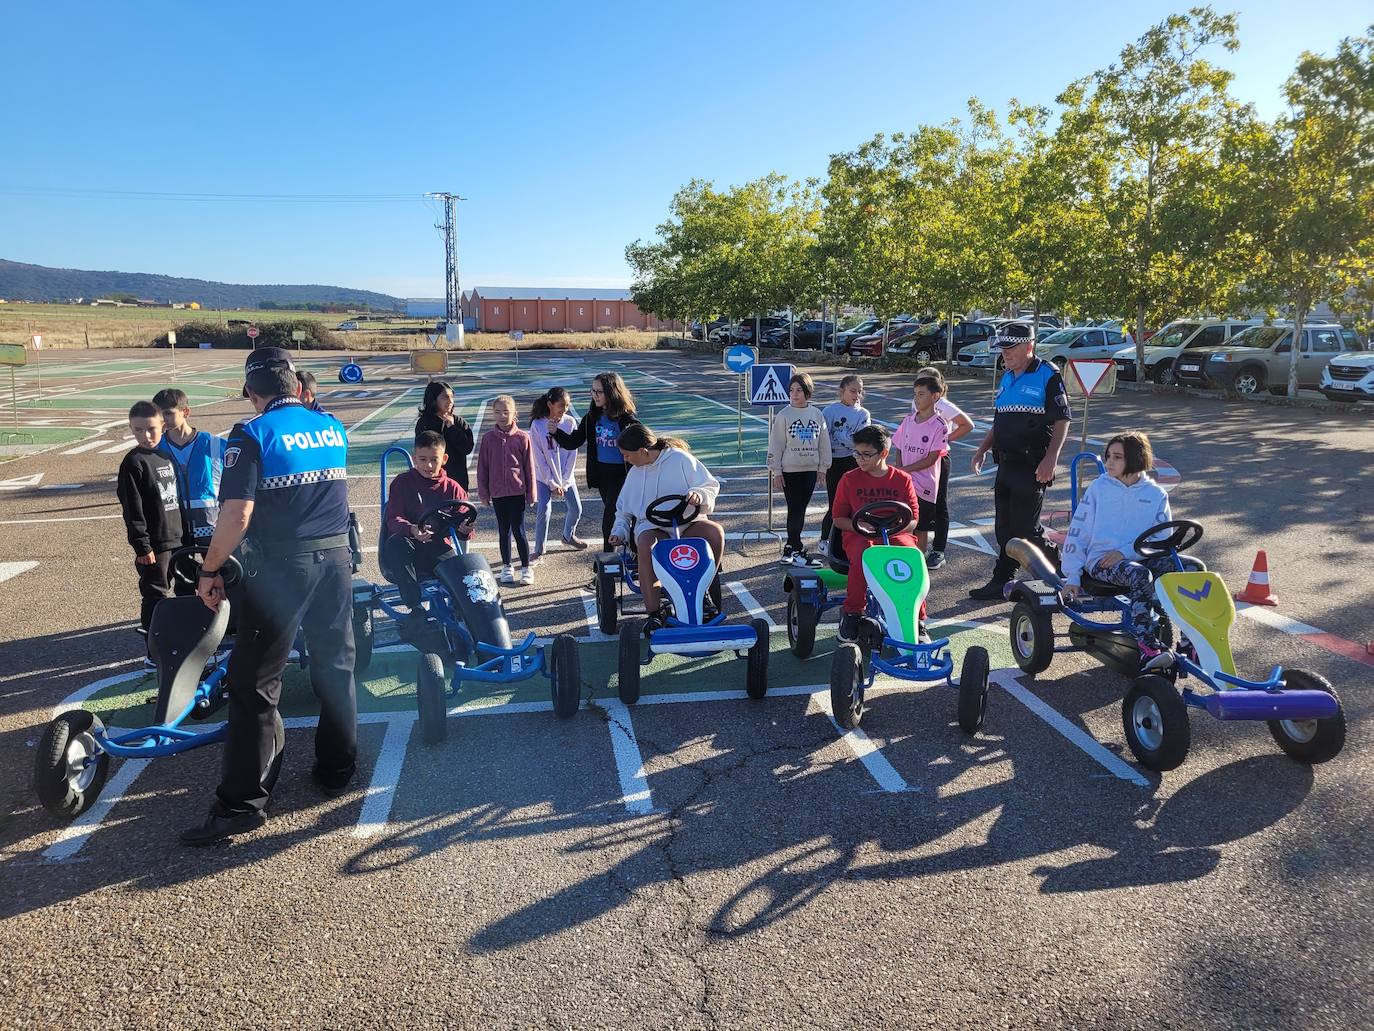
[476,394,536,584]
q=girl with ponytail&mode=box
[528,387,586,556]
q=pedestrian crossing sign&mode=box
[750,363,793,406]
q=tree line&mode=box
[626,8,1374,396]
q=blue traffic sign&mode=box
[338,362,364,384]
[750,363,793,405]
[724,344,757,374]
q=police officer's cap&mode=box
[990,324,1033,349]
[243,347,296,397]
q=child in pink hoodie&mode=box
[476,395,536,584]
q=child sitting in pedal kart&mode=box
[1060,431,1174,661]
[831,424,927,643]
[383,429,471,636]
[608,423,723,631]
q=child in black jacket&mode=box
[116,401,187,658]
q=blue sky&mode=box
[3,0,1369,299]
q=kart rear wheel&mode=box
[786,589,817,659]
[596,569,618,635]
[746,618,770,699]
[34,710,110,820]
[958,646,991,735]
[830,643,865,729]
[550,634,581,719]
[353,604,374,676]
[1268,670,1345,764]
[1010,600,1054,676]
[618,621,643,705]
[416,651,448,745]
[263,710,286,793]
[1122,675,1190,772]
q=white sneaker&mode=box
[816,540,830,556]
[519,566,534,586]
[499,566,515,584]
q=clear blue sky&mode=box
[3,0,1369,299]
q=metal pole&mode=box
[9,368,17,428]
[1081,395,1090,450]
[736,374,743,456]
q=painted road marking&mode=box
[578,589,615,642]
[0,473,44,490]
[0,560,39,584]
[1239,603,1374,668]
[989,669,1151,788]
[61,439,113,455]
[597,698,654,815]
[808,688,913,793]
[725,581,785,634]
[98,439,133,454]
[352,719,414,838]
[42,758,152,861]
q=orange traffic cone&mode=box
[1233,550,1278,606]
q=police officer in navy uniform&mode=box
[183,347,357,845]
[969,324,1071,600]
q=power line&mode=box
[0,187,424,203]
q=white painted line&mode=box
[346,385,420,434]
[43,758,152,861]
[808,689,912,793]
[471,398,488,435]
[635,683,820,706]
[93,418,128,430]
[0,560,39,584]
[98,440,133,454]
[38,483,84,491]
[695,393,767,424]
[62,439,111,454]
[1237,604,1321,637]
[352,719,413,838]
[634,370,674,386]
[989,670,1150,788]
[725,580,785,634]
[579,589,615,642]
[597,698,654,814]
[0,512,122,526]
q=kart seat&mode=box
[148,596,231,724]
[1079,572,1125,598]
[827,524,850,575]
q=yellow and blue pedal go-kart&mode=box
[828,501,991,733]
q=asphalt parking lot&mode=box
[1,346,1371,1029]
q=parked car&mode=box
[1174,322,1362,393]
[889,319,995,362]
[833,318,882,352]
[1320,350,1374,402]
[732,316,791,344]
[956,320,1038,370]
[1033,326,1131,370]
[761,319,835,349]
[692,318,729,341]
[1112,319,1256,385]
[847,320,925,357]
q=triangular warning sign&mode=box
[1068,359,1114,397]
[751,366,789,404]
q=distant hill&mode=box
[0,258,402,311]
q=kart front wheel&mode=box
[34,710,110,820]
[1010,600,1054,676]
[618,621,643,705]
[958,646,991,735]
[550,634,581,719]
[416,651,448,745]
[746,618,770,699]
[786,589,818,659]
[596,569,618,636]
[829,643,865,729]
[353,604,374,676]
[1268,670,1345,764]
[1122,675,1190,772]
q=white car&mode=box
[956,320,1040,370]
[1036,326,1132,370]
[1320,351,1374,402]
[1113,319,1258,385]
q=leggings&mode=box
[596,462,629,551]
[491,495,530,567]
[821,455,857,541]
[932,453,951,551]
[1090,555,1179,632]
[533,480,583,555]
[781,470,818,551]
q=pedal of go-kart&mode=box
[148,596,231,725]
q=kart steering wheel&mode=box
[644,493,702,529]
[170,546,243,588]
[417,499,479,538]
[851,500,914,541]
[1133,519,1203,558]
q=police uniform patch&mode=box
[225,446,240,468]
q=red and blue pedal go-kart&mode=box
[827,501,991,733]
[351,446,582,744]
[1002,455,1346,772]
[33,550,289,819]
[615,494,770,704]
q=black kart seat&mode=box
[435,551,512,651]
[1079,572,1125,598]
[827,524,850,575]
[148,596,230,724]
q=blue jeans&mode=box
[533,480,583,555]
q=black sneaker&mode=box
[642,614,664,639]
[180,807,267,847]
[838,613,861,643]
[312,764,357,798]
[968,580,1009,601]
[926,550,946,569]
[917,622,932,644]
[780,544,798,565]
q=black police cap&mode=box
[243,347,297,397]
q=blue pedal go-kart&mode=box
[33,549,284,820]
[827,501,991,733]
[1002,454,1346,772]
[351,447,582,744]
[616,494,770,704]
[782,526,849,658]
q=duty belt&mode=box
[253,533,351,557]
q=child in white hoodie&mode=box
[609,423,723,622]
[1061,431,1174,658]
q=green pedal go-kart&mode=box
[828,501,991,732]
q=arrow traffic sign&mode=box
[724,345,757,374]
[750,363,793,405]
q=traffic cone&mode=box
[1233,551,1278,606]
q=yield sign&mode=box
[1067,358,1116,397]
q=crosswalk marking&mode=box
[0,560,39,584]
[63,439,113,455]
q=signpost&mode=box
[1,344,26,434]
[736,362,794,551]
[1064,358,1117,448]
[291,329,306,355]
[30,335,45,405]
[410,349,448,377]
[724,346,758,456]
[246,325,260,341]
[167,329,177,380]
[338,361,364,385]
